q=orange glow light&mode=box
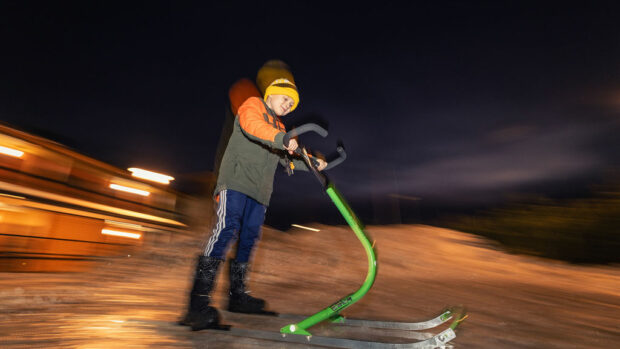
[109,184,150,196]
[101,229,142,239]
[0,145,24,158]
[128,168,174,184]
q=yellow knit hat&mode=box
[256,60,300,111]
[264,78,299,111]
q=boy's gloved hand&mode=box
[284,138,298,154]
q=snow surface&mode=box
[1,224,619,348]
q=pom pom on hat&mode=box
[257,60,300,111]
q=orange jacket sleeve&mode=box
[238,97,286,149]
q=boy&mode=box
[182,60,327,331]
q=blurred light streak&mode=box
[128,168,174,184]
[0,145,24,158]
[291,224,321,232]
[388,193,421,201]
[0,193,26,199]
[104,220,144,231]
[0,180,186,227]
[109,184,150,196]
[0,202,25,213]
[101,229,142,239]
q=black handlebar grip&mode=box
[324,146,347,170]
[285,123,328,139]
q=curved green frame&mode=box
[280,182,377,336]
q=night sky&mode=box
[2,2,620,228]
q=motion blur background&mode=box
[1,1,619,270]
[1,3,619,348]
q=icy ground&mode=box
[1,224,619,348]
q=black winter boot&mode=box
[179,255,228,331]
[227,260,276,315]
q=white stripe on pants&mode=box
[204,189,227,256]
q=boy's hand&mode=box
[285,139,298,154]
[316,159,327,171]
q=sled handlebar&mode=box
[283,123,328,140]
[283,123,347,170]
[324,146,346,170]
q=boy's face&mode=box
[266,94,295,116]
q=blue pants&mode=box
[203,189,267,263]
